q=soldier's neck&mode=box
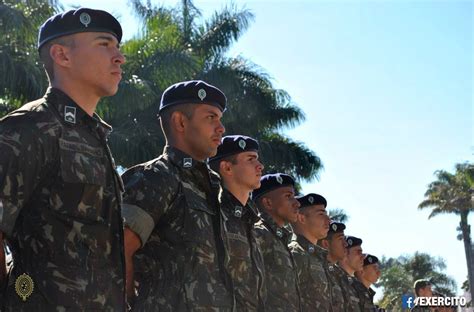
[169,140,207,162]
[359,277,371,289]
[223,180,250,206]
[340,261,355,276]
[51,81,99,117]
[294,229,317,245]
[327,253,338,264]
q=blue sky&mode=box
[63,0,473,296]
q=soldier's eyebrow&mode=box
[94,34,120,48]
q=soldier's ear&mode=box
[171,111,186,133]
[320,239,329,249]
[219,160,233,176]
[261,197,272,210]
[50,44,71,68]
[297,211,305,224]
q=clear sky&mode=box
[63,0,473,296]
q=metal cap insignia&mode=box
[308,196,314,204]
[15,273,34,301]
[276,175,283,184]
[198,88,206,101]
[347,238,353,246]
[79,12,91,27]
[238,139,246,150]
[332,223,337,231]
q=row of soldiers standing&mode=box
[0,7,382,311]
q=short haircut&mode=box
[159,103,197,140]
[209,154,238,173]
[38,35,76,82]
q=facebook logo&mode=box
[402,295,415,309]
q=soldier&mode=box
[288,193,332,311]
[354,254,382,311]
[208,135,266,311]
[339,236,365,311]
[121,80,234,311]
[317,221,348,311]
[0,8,126,311]
[252,173,302,312]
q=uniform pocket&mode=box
[48,139,107,223]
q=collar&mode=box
[260,210,292,241]
[295,234,321,255]
[220,188,260,222]
[164,145,208,170]
[45,87,112,136]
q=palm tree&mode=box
[418,162,474,302]
[328,208,349,223]
[0,0,59,112]
[102,0,322,181]
[377,252,457,311]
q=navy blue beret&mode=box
[209,135,259,163]
[328,221,346,234]
[38,8,122,49]
[252,173,295,200]
[363,254,379,266]
[297,193,327,209]
[345,236,362,248]
[159,80,227,114]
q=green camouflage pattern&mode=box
[326,262,348,312]
[220,189,266,311]
[253,211,301,312]
[289,234,333,312]
[333,265,363,312]
[352,279,377,311]
[121,146,234,311]
[0,88,126,311]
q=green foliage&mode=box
[328,208,349,223]
[377,252,457,311]
[104,0,322,181]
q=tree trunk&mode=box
[460,211,473,303]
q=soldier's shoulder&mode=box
[1,98,59,129]
[288,239,305,254]
[122,156,180,189]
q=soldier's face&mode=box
[184,104,225,160]
[301,205,330,240]
[328,232,346,261]
[267,186,300,224]
[228,151,264,191]
[361,263,380,284]
[347,246,364,271]
[67,32,125,97]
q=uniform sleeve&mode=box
[0,117,49,236]
[121,164,180,246]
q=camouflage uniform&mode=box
[121,146,233,311]
[0,88,126,311]
[289,234,333,311]
[220,189,266,312]
[326,262,348,312]
[253,211,301,312]
[353,279,377,311]
[332,264,362,312]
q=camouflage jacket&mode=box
[288,234,333,312]
[326,262,348,312]
[352,279,377,311]
[253,211,301,312]
[0,88,126,311]
[220,189,266,312]
[331,264,362,312]
[121,146,234,311]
